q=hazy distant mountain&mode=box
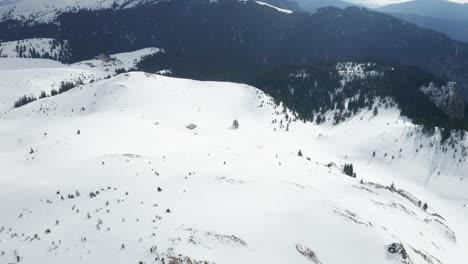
[294,0,358,11]
[0,0,16,7]
[377,0,468,22]
[258,0,357,12]
[389,12,468,43]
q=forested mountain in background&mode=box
[1,0,467,94]
[376,0,468,22]
[376,0,468,42]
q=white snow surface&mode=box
[0,0,157,22]
[0,55,467,264]
[0,38,71,60]
[0,47,160,112]
[255,1,293,14]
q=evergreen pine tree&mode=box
[423,203,428,211]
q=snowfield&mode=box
[0,0,157,22]
[0,53,467,264]
[0,47,160,113]
[0,38,71,61]
[1,0,296,21]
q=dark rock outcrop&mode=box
[388,243,413,264]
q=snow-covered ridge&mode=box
[0,0,157,22]
[0,38,71,61]
[75,47,162,71]
[255,1,293,14]
[0,47,160,112]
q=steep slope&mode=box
[0,56,467,264]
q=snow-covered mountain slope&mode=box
[0,56,467,264]
[255,1,293,14]
[0,0,294,22]
[0,38,71,61]
[0,0,156,22]
[0,47,160,113]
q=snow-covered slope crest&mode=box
[0,47,160,112]
[255,1,293,14]
[0,0,158,22]
[0,38,71,61]
[0,56,467,263]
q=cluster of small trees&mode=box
[59,80,82,94]
[418,200,429,211]
[343,163,356,178]
[13,39,70,61]
[232,119,239,129]
[15,45,47,59]
[390,183,430,211]
[14,94,37,108]
[440,127,452,144]
[315,114,325,124]
[15,44,29,58]
[13,79,83,108]
[115,68,127,75]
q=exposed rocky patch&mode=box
[388,243,413,264]
[296,244,323,264]
[166,253,215,264]
[333,208,371,227]
[425,218,457,243]
[182,228,248,249]
[215,176,245,185]
[409,246,442,264]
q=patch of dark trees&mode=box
[13,80,82,108]
[1,0,468,92]
[253,63,468,133]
